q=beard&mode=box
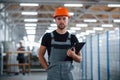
[58,23,66,30]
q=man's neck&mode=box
[56,29,67,34]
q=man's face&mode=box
[55,16,69,30]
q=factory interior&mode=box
[0,0,120,80]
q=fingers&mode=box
[67,48,75,57]
[67,49,71,56]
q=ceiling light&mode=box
[45,30,54,33]
[20,3,39,6]
[48,27,57,30]
[70,27,81,30]
[76,24,88,27]
[64,4,83,7]
[69,12,74,16]
[24,19,38,22]
[101,24,113,27]
[25,23,37,26]
[108,4,120,7]
[21,12,38,15]
[26,30,36,34]
[113,19,120,23]
[50,24,57,27]
[84,19,97,22]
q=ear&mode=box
[67,17,70,21]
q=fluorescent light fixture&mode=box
[21,12,38,15]
[113,19,120,23]
[24,19,38,22]
[48,27,57,30]
[70,27,81,30]
[76,24,88,27]
[20,3,39,6]
[50,24,57,27]
[101,24,113,27]
[84,19,97,22]
[64,4,83,7]
[69,12,74,16]
[26,30,36,34]
[93,27,103,30]
[25,23,37,26]
[45,29,54,33]
[25,27,36,30]
[108,4,120,7]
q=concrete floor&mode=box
[0,71,47,80]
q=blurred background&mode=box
[0,0,120,80]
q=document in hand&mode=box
[73,42,86,53]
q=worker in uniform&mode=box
[38,7,82,80]
[17,42,26,75]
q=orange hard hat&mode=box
[53,7,70,18]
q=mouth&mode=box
[59,23,64,26]
[58,23,65,30]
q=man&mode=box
[38,7,82,80]
[17,42,26,75]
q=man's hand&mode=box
[67,47,76,58]
[67,47,82,62]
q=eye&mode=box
[63,17,66,20]
[57,17,61,20]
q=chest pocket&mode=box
[49,32,72,65]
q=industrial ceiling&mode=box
[0,0,120,42]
